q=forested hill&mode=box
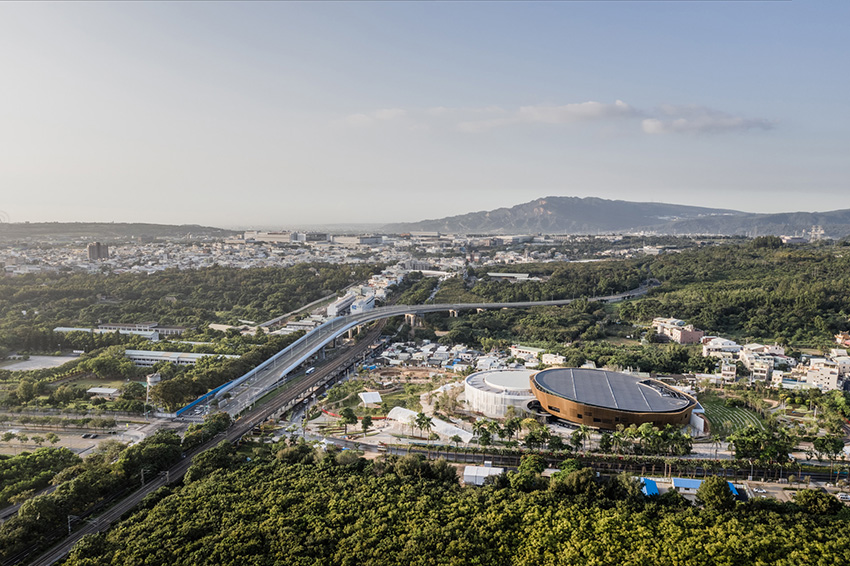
[383,197,741,235]
[0,222,237,244]
[382,196,850,238]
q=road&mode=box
[27,322,387,566]
[218,285,649,416]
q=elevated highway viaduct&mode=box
[216,285,650,417]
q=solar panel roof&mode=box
[532,368,693,413]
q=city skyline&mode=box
[1,2,848,227]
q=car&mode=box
[837,493,850,501]
[753,488,767,493]
[81,433,90,438]
[90,434,98,438]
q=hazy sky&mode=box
[1,2,848,228]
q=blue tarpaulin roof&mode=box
[672,477,739,496]
[640,478,659,497]
[672,478,703,490]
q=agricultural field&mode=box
[700,397,765,438]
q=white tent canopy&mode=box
[358,391,383,404]
[386,407,473,444]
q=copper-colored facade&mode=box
[529,375,696,431]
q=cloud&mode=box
[457,100,638,132]
[517,100,637,123]
[345,108,406,127]
[345,113,373,127]
[346,102,774,136]
[642,105,775,135]
[373,108,406,121]
[457,117,514,133]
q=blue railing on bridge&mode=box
[175,381,234,417]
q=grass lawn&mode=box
[701,398,765,438]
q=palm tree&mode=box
[503,417,522,443]
[578,425,591,451]
[486,421,502,444]
[711,434,722,459]
[637,422,654,453]
[417,414,434,456]
[521,417,540,441]
[612,431,625,455]
[450,434,462,451]
[472,419,487,442]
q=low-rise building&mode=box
[542,353,566,366]
[806,365,840,391]
[350,295,375,314]
[652,317,704,344]
[86,387,119,399]
[54,326,160,341]
[751,360,773,381]
[721,362,738,381]
[463,465,504,486]
[701,337,742,358]
[124,349,239,367]
[327,294,357,317]
[510,345,544,360]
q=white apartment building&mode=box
[751,360,773,381]
[721,362,738,381]
[702,337,742,358]
[542,353,566,366]
[806,365,840,391]
[834,356,850,377]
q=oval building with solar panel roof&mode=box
[529,367,697,430]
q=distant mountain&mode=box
[382,197,744,235]
[382,197,850,238]
[0,222,238,244]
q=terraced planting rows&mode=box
[701,400,765,437]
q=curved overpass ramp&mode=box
[210,285,648,416]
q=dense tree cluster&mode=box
[61,446,850,566]
[463,261,646,303]
[550,340,716,375]
[727,425,796,463]
[0,264,381,353]
[444,244,850,348]
[430,300,609,347]
[181,412,233,452]
[0,447,81,508]
[618,245,850,346]
[0,431,184,560]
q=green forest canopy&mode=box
[62,445,850,566]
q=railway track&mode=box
[26,320,386,566]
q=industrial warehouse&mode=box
[529,367,698,430]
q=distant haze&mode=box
[1,3,848,227]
